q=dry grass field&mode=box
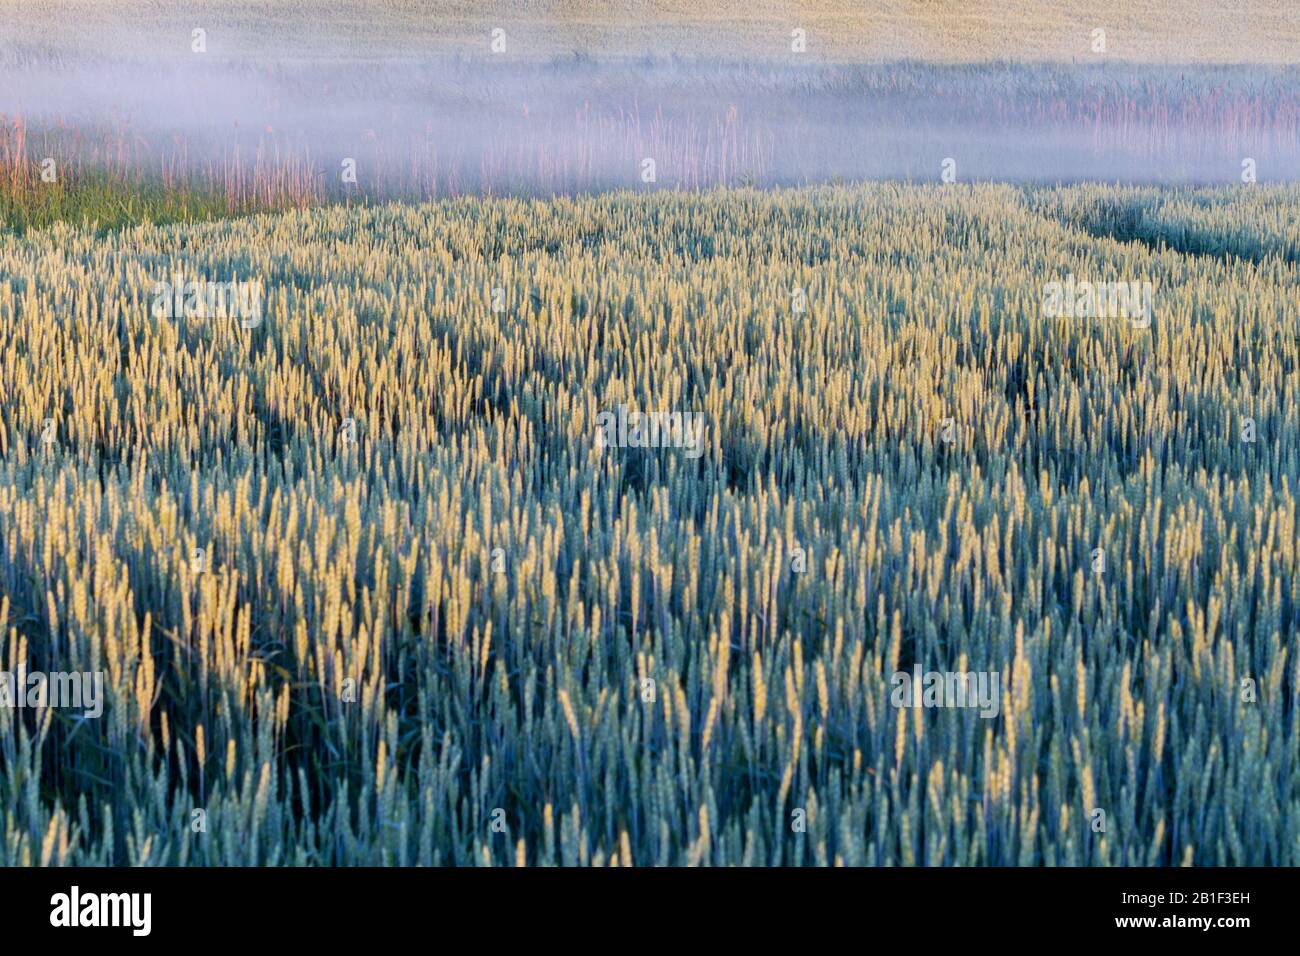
[3,0,1298,63]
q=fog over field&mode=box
[4,52,1299,191]
[4,14,1300,193]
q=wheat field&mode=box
[3,0,1298,870]
[2,183,1297,865]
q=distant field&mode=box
[3,0,1298,63]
